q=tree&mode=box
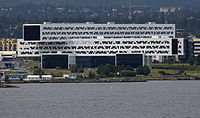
[121,71,136,77]
[125,65,132,70]
[136,65,150,76]
[136,66,144,75]
[115,65,125,72]
[143,65,151,76]
[97,64,115,77]
[96,65,104,74]
[71,65,78,73]
[88,71,96,79]
[5,75,9,83]
[77,66,84,73]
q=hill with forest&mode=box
[0,0,200,38]
[1,0,200,8]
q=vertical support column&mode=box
[40,55,43,69]
[115,55,117,66]
[144,55,152,69]
[68,54,76,69]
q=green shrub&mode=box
[136,65,150,76]
[122,72,136,77]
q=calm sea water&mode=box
[1,81,200,118]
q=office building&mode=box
[18,22,184,69]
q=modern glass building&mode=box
[18,22,184,69]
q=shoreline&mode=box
[5,79,147,84]
[3,76,200,84]
[0,84,19,88]
[1,79,200,87]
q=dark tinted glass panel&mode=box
[172,39,178,54]
[76,56,115,68]
[2,58,14,61]
[116,54,143,68]
[42,55,68,69]
[24,26,40,41]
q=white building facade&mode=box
[18,37,184,56]
[18,22,184,68]
[40,22,175,40]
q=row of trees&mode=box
[69,64,151,78]
[96,64,150,78]
[32,64,150,78]
[2,0,200,8]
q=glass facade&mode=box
[42,55,68,69]
[76,56,115,68]
[116,54,143,68]
[172,39,178,54]
[24,26,40,41]
[2,58,15,61]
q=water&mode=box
[1,81,200,118]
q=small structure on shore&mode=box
[42,75,52,80]
[24,75,52,81]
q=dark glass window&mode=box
[24,26,40,41]
[42,55,68,69]
[2,58,14,61]
[172,39,178,54]
[76,56,115,68]
[116,54,143,68]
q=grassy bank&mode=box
[29,63,200,80]
[152,63,200,77]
